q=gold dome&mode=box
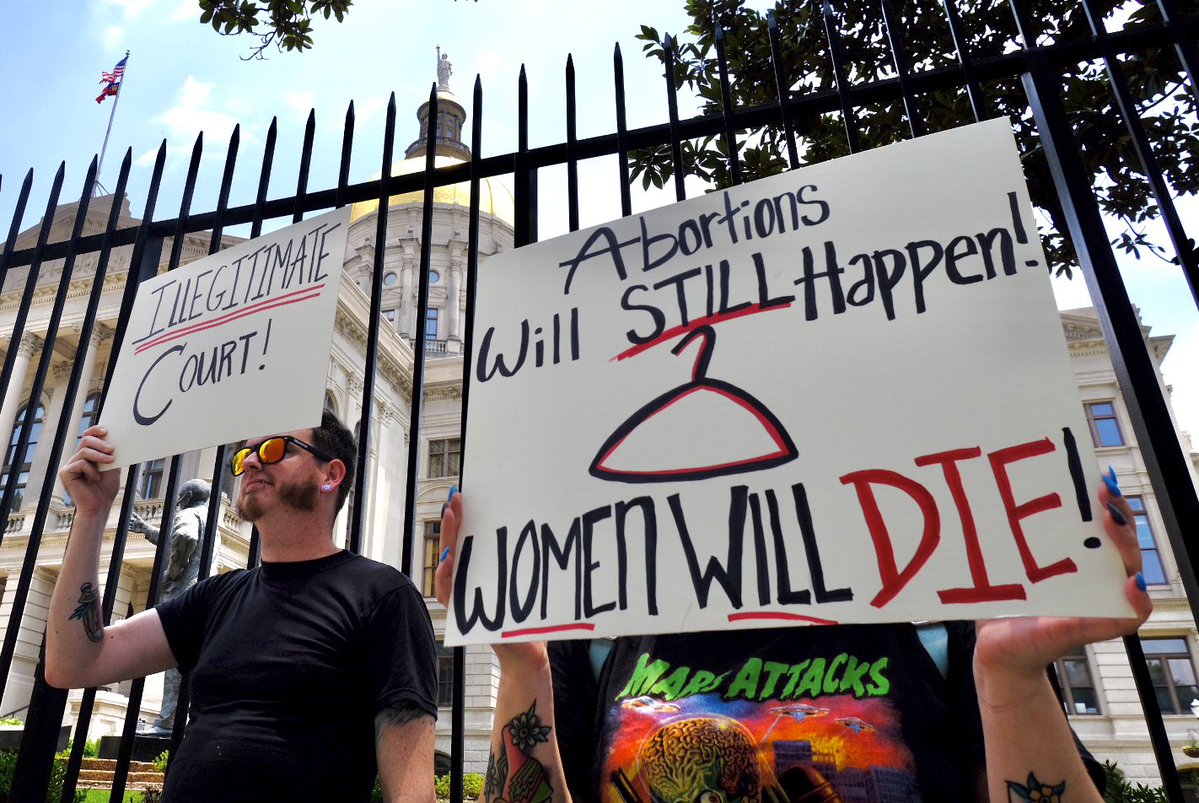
[350,155,514,227]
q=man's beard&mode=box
[237,477,319,522]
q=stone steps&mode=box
[73,758,164,791]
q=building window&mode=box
[63,394,104,506]
[383,272,398,287]
[77,393,101,443]
[138,459,166,500]
[1128,496,1167,586]
[422,520,441,598]
[2,401,45,512]
[429,269,441,284]
[436,645,455,707]
[425,308,440,340]
[383,308,397,324]
[1055,648,1099,715]
[428,438,460,479]
[1142,637,1199,714]
[324,391,338,417]
[1085,401,1125,447]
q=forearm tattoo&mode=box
[374,701,430,744]
[484,702,554,803]
[69,583,103,643]
[1008,773,1065,802]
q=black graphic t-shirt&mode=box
[156,550,438,803]
[552,624,1098,803]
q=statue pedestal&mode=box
[98,733,171,762]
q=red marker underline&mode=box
[612,302,792,362]
[502,623,596,639]
[727,612,839,626]
[134,285,325,355]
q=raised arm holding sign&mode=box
[49,414,438,802]
[440,119,1153,802]
[436,483,1149,803]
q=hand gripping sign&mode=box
[445,119,1133,646]
[100,208,350,470]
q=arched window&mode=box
[324,390,338,417]
[64,393,104,506]
[77,393,101,443]
[137,459,166,500]
[2,401,46,511]
[425,308,439,341]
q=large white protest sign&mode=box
[446,119,1134,646]
[100,208,350,470]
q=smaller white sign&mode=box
[100,208,350,469]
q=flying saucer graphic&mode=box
[768,703,830,722]
[835,716,876,734]
[620,696,683,715]
[590,325,798,483]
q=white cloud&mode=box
[100,0,156,19]
[177,75,213,109]
[103,25,126,50]
[1163,321,1199,442]
[170,0,195,21]
[155,76,243,150]
[133,147,159,168]
[355,96,388,126]
[285,91,317,122]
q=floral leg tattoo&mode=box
[484,702,554,803]
[1007,773,1065,802]
[69,583,103,643]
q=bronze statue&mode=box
[129,478,212,735]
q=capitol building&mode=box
[2,62,1199,783]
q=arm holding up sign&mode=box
[45,426,177,689]
[442,482,1149,803]
[436,490,572,803]
[974,481,1151,802]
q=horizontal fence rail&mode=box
[0,0,1196,799]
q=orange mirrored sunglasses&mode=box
[229,435,334,476]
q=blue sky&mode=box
[2,0,1196,438]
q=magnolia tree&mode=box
[629,0,1197,276]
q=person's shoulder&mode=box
[191,567,250,594]
[335,553,418,595]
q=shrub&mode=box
[0,749,84,803]
[433,773,484,800]
[0,719,21,727]
[55,738,98,762]
[462,773,484,799]
[151,750,170,774]
[1103,760,1168,803]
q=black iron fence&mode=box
[1,0,1197,799]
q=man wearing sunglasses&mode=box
[47,410,437,803]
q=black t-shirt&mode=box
[551,623,1100,803]
[156,550,437,803]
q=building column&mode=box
[52,325,112,503]
[398,257,415,340]
[21,362,71,510]
[446,256,464,345]
[0,332,44,449]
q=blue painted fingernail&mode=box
[448,484,458,503]
[1102,469,1122,497]
[440,547,451,563]
[1136,572,1147,592]
[1106,501,1127,527]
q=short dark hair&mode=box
[311,408,356,513]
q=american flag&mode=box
[96,55,128,104]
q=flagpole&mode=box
[94,49,130,197]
